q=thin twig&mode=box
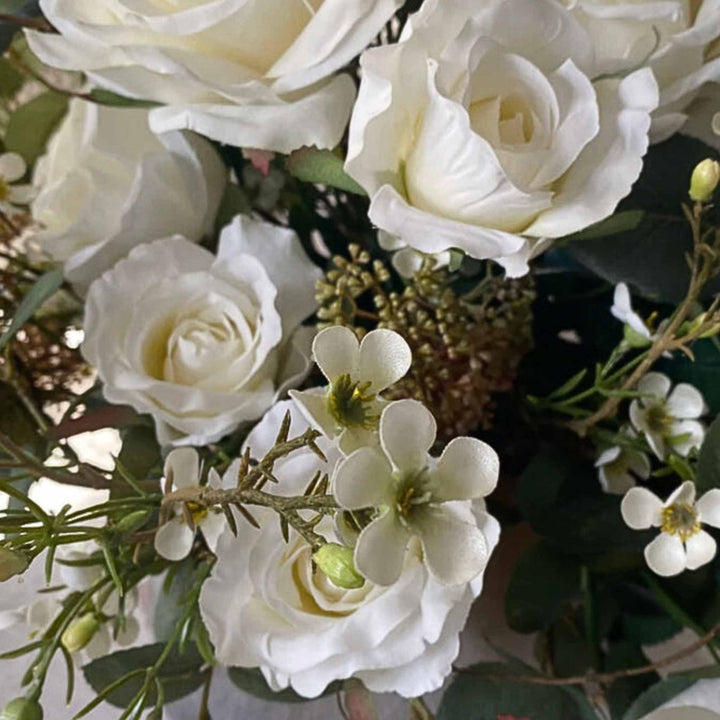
[0,13,55,32]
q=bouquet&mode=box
[0,0,720,718]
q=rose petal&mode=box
[644,533,687,577]
[432,437,499,501]
[379,400,436,472]
[354,511,410,586]
[333,447,393,510]
[357,329,412,394]
[621,487,663,529]
[685,530,717,571]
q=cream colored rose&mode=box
[31,99,225,293]
[566,0,720,141]
[200,401,500,698]
[82,216,321,446]
[345,0,659,276]
[26,0,401,152]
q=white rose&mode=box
[345,0,659,277]
[566,0,720,142]
[26,0,402,153]
[82,216,321,447]
[200,401,500,699]
[31,99,225,293]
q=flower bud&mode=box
[114,509,152,536]
[0,548,29,582]
[0,698,43,720]
[689,158,720,202]
[623,324,652,349]
[313,543,365,589]
[61,613,100,653]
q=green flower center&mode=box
[327,374,378,429]
[645,402,675,435]
[393,470,432,524]
[661,502,701,542]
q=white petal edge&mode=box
[621,487,663,529]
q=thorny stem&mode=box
[569,205,720,436]
[455,620,720,688]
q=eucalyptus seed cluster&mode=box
[315,247,535,440]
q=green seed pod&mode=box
[0,548,29,582]
[622,323,652,349]
[61,613,100,653]
[313,543,365,590]
[0,698,43,720]
[114,509,152,535]
[689,158,720,202]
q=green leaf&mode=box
[623,676,697,720]
[88,88,161,109]
[0,57,23,98]
[505,542,581,633]
[228,667,340,703]
[620,613,681,646]
[116,425,161,483]
[514,449,569,522]
[567,134,720,303]
[696,415,720,493]
[214,183,251,233]
[5,90,68,165]
[82,643,207,708]
[605,642,657,718]
[562,210,645,242]
[286,147,367,196]
[153,562,194,642]
[0,268,64,353]
[437,662,597,720]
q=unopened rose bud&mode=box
[61,613,100,653]
[0,548,29,582]
[0,698,43,720]
[313,543,365,589]
[689,158,720,202]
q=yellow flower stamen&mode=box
[661,502,701,542]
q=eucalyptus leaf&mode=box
[622,676,697,720]
[695,415,720,493]
[562,210,645,242]
[286,147,366,195]
[0,268,64,353]
[5,90,68,165]
[0,57,23,98]
[437,662,597,720]
[228,667,340,703]
[82,643,207,708]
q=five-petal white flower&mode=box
[333,399,499,586]
[154,448,233,562]
[290,326,412,454]
[596,428,651,495]
[622,481,720,577]
[630,373,706,460]
[0,152,34,215]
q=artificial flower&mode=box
[333,399,500,586]
[82,215,321,447]
[30,99,225,293]
[0,152,34,216]
[155,448,235,561]
[611,282,657,346]
[567,0,720,142]
[378,230,451,278]
[595,428,651,495]
[200,401,500,699]
[345,0,658,277]
[630,373,706,460]
[290,326,412,454]
[621,480,720,576]
[638,678,720,719]
[26,0,401,153]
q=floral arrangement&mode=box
[0,1,719,719]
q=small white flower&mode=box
[378,230,451,278]
[333,399,499,586]
[154,448,233,562]
[0,152,34,215]
[290,326,412,455]
[611,283,656,345]
[596,429,651,495]
[621,481,720,577]
[630,373,706,460]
